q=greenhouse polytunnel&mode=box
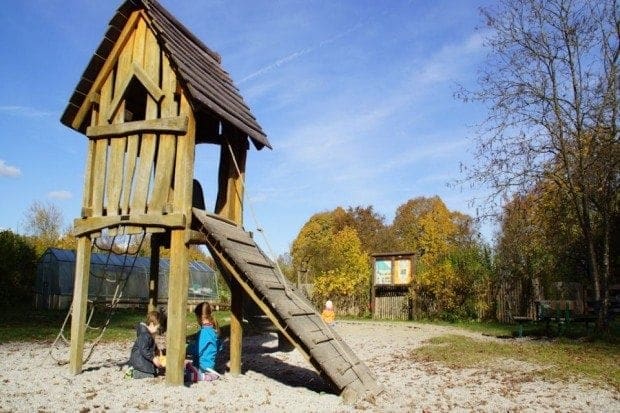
[34,248,219,310]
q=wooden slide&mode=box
[192,208,383,402]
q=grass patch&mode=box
[412,317,619,342]
[0,304,231,344]
[412,334,620,391]
[420,319,515,337]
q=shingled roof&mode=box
[60,0,270,150]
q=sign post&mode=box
[371,252,415,320]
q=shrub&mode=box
[0,230,37,307]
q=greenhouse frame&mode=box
[34,248,219,310]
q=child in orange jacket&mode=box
[321,300,335,326]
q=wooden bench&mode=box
[537,300,599,335]
[512,316,535,337]
[512,300,599,337]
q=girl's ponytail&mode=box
[195,302,219,333]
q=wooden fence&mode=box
[494,278,538,323]
[372,287,412,320]
[493,279,588,323]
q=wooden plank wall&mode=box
[82,14,185,231]
[494,279,537,323]
[373,291,411,320]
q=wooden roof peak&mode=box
[61,0,271,150]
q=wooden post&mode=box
[229,277,243,376]
[215,134,247,376]
[164,78,195,385]
[166,230,189,385]
[69,236,92,374]
[214,135,247,223]
[371,256,376,320]
[148,234,160,313]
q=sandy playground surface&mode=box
[1,320,618,412]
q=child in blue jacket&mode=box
[185,302,220,381]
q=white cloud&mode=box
[411,31,487,88]
[238,21,362,86]
[0,105,53,118]
[380,137,469,172]
[0,160,21,177]
[48,190,72,200]
[275,32,486,163]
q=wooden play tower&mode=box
[61,0,381,402]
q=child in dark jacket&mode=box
[129,311,163,379]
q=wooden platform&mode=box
[192,208,383,402]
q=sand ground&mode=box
[1,320,618,412]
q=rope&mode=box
[222,141,361,372]
[223,143,294,297]
[49,228,146,366]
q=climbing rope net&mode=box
[49,228,146,365]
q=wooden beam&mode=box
[86,116,188,138]
[164,73,196,388]
[69,236,92,374]
[149,52,179,214]
[89,93,100,105]
[105,63,165,122]
[73,213,186,236]
[71,11,142,130]
[187,229,208,244]
[133,62,165,102]
[80,109,98,216]
[105,21,135,219]
[148,234,161,313]
[90,74,114,217]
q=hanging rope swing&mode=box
[49,228,146,366]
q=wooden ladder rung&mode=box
[265,282,286,290]
[226,235,255,247]
[246,260,274,269]
[288,310,315,317]
[313,336,333,345]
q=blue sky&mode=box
[0,0,494,257]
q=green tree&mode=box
[392,196,489,320]
[312,227,370,314]
[392,196,457,256]
[0,230,37,307]
[291,211,336,276]
[494,180,609,320]
[460,0,619,324]
[291,210,370,314]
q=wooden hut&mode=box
[61,0,381,401]
[61,0,268,385]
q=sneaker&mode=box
[124,367,134,379]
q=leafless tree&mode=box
[23,201,63,241]
[459,0,619,324]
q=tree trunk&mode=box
[601,209,611,328]
[580,199,603,327]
